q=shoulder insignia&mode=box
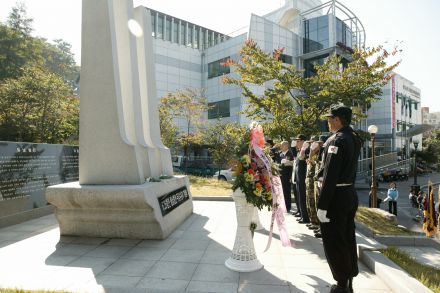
[328,146,338,154]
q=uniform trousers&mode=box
[320,186,359,284]
[281,175,292,211]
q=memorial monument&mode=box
[46,0,193,239]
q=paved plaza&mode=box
[0,201,392,293]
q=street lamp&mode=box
[412,139,420,195]
[368,125,378,208]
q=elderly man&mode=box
[316,105,362,293]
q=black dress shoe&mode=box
[314,232,322,238]
[298,220,310,224]
[294,213,302,217]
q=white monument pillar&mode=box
[46,0,193,239]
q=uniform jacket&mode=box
[317,126,362,211]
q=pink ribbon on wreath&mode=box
[250,125,292,250]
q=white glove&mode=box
[317,209,330,223]
[281,158,287,165]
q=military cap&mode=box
[292,134,307,141]
[324,105,352,124]
[306,135,319,143]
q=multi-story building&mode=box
[146,0,364,130]
[145,0,423,157]
[366,73,422,157]
[422,107,440,129]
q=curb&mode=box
[192,196,233,201]
[358,246,432,293]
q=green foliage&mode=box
[203,120,247,169]
[159,88,208,156]
[0,3,80,144]
[418,129,440,164]
[0,66,79,143]
[159,96,179,151]
[223,39,400,139]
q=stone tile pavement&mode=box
[0,201,392,293]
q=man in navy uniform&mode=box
[316,105,362,293]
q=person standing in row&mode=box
[278,141,295,212]
[316,105,362,293]
[294,134,310,224]
[384,182,399,216]
[305,135,320,231]
[312,134,328,238]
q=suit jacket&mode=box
[279,149,294,179]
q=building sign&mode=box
[158,186,190,216]
[392,76,396,129]
[403,85,420,98]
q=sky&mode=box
[0,0,439,112]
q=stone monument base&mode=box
[46,176,193,239]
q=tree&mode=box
[7,2,33,36]
[0,3,79,86]
[159,88,208,160]
[418,129,440,166]
[159,96,179,152]
[0,66,79,143]
[223,39,400,138]
[204,120,247,173]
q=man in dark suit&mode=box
[316,105,362,293]
[293,134,310,223]
[277,141,294,212]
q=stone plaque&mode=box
[0,141,79,209]
[158,186,190,216]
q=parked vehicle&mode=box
[172,156,216,176]
[213,168,235,181]
[378,168,408,182]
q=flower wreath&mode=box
[232,122,279,210]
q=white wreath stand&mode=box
[225,189,263,272]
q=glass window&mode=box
[208,32,212,47]
[280,54,293,64]
[208,57,231,79]
[151,12,156,37]
[187,24,193,47]
[165,17,171,41]
[208,100,230,119]
[309,18,318,31]
[194,28,199,49]
[317,15,328,29]
[180,22,186,45]
[345,29,352,47]
[308,29,318,42]
[172,19,178,43]
[317,27,328,42]
[157,14,164,39]
[201,29,206,49]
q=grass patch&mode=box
[355,207,415,235]
[187,175,232,197]
[381,246,440,293]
